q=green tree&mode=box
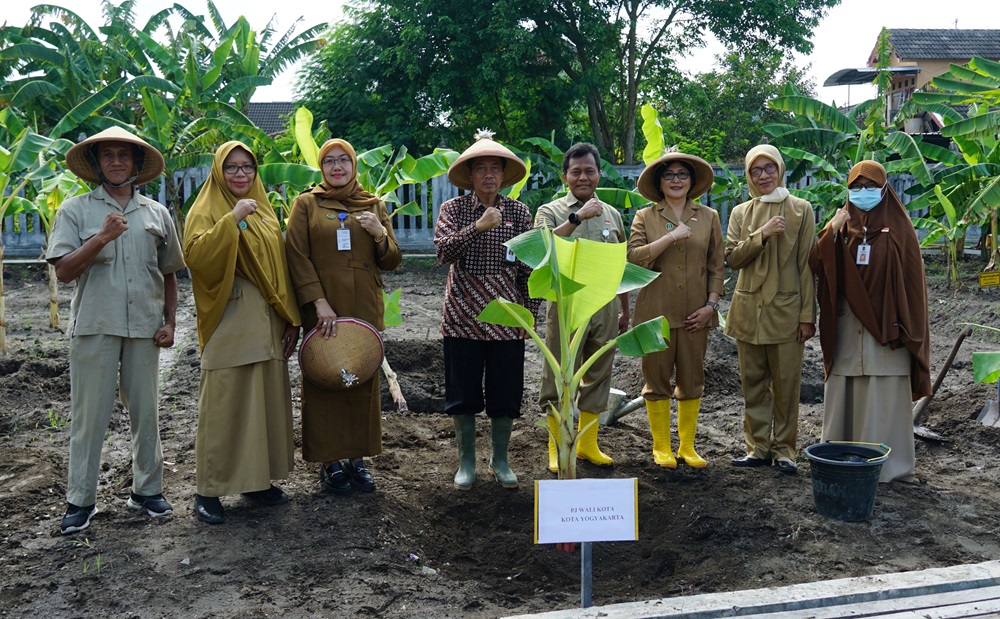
[649,51,815,163]
[295,0,582,154]
[520,0,841,163]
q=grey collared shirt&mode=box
[46,185,186,338]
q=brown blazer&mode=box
[724,194,816,345]
[627,200,725,328]
[285,192,402,331]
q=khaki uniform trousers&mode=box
[67,334,163,506]
[736,339,803,461]
[539,299,618,414]
[641,327,709,402]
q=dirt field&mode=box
[2,253,1000,619]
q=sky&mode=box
[5,0,1000,107]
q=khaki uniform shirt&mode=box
[724,194,816,345]
[627,200,725,327]
[534,193,626,245]
[46,186,185,338]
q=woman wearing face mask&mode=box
[809,160,931,483]
[285,139,401,497]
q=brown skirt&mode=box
[195,360,295,496]
[301,373,383,463]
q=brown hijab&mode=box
[184,141,301,351]
[312,139,381,207]
[811,160,931,399]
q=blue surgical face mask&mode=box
[849,186,884,211]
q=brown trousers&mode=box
[641,327,709,401]
[736,339,803,461]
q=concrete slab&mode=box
[503,560,1000,619]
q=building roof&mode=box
[247,102,295,136]
[881,29,1000,61]
[824,66,921,87]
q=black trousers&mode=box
[443,337,525,419]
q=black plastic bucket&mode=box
[804,442,890,522]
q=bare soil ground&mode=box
[2,254,1000,619]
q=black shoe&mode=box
[775,458,798,475]
[731,454,773,467]
[345,459,376,493]
[320,462,353,496]
[60,503,97,535]
[242,485,289,506]
[194,495,224,524]
[127,492,173,517]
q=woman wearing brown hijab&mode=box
[184,142,302,524]
[809,160,931,483]
[627,150,724,469]
[285,139,402,496]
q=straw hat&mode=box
[298,319,385,391]
[447,129,527,191]
[636,149,714,202]
[65,126,165,186]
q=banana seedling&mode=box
[478,227,668,480]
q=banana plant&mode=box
[27,171,90,329]
[478,227,668,480]
[910,56,1000,270]
[0,110,75,353]
[914,185,974,288]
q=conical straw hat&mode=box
[636,149,714,202]
[65,126,165,186]
[447,129,527,191]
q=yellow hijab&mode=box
[313,139,381,207]
[184,141,301,351]
[741,144,803,304]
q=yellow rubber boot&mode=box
[546,414,559,473]
[677,398,707,468]
[645,399,676,468]
[576,411,613,466]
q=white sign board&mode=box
[534,478,638,544]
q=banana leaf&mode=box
[293,106,319,168]
[768,96,857,134]
[973,351,1000,384]
[640,104,664,165]
[616,317,670,357]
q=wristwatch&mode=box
[705,300,719,311]
[568,212,582,226]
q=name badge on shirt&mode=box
[856,243,871,265]
[505,246,516,263]
[337,227,352,251]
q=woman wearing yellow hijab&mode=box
[285,139,401,496]
[184,141,302,524]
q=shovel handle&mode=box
[913,325,973,423]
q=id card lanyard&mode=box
[856,226,870,265]
[337,212,351,251]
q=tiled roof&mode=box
[247,102,295,136]
[887,29,1000,60]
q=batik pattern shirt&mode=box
[434,193,540,340]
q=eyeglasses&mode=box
[749,162,778,178]
[661,171,690,181]
[223,164,256,175]
[849,182,880,190]
[322,156,352,167]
